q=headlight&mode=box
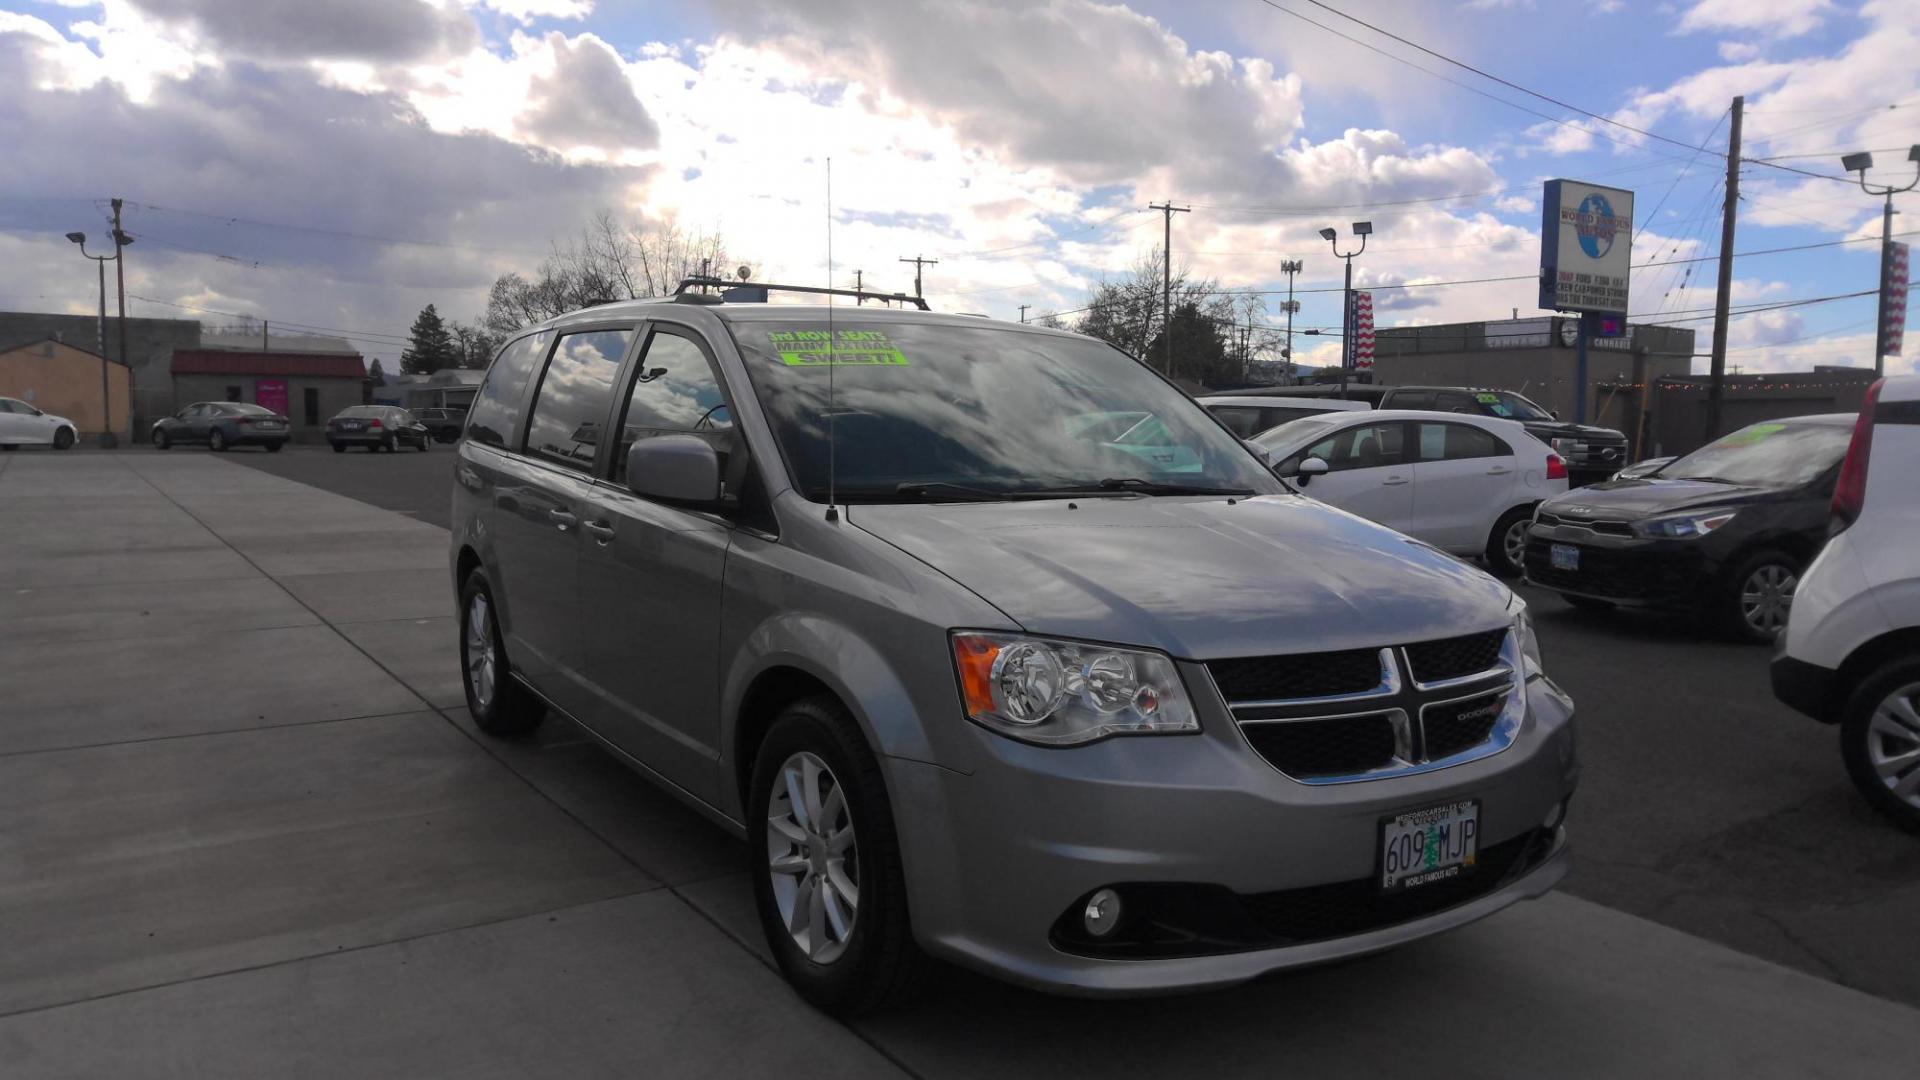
[1513,604,1545,680]
[1632,508,1737,539]
[950,632,1198,745]
[1551,437,1580,455]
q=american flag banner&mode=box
[1350,291,1375,369]
[1885,241,1908,357]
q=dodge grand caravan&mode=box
[449,285,1578,1015]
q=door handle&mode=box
[1486,467,1513,476]
[548,509,577,531]
[1382,476,1409,486]
[583,520,616,543]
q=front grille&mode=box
[1241,715,1398,778]
[1208,647,1381,703]
[1534,512,1633,536]
[1422,689,1507,759]
[1404,629,1506,684]
[1241,828,1554,944]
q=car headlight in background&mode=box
[951,632,1198,745]
[1513,605,1545,680]
[1631,508,1737,539]
[1551,437,1580,456]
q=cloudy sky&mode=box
[1,0,1916,375]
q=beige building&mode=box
[0,336,132,439]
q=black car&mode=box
[1523,414,1855,641]
[151,401,290,452]
[326,405,432,452]
[413,407,468,443]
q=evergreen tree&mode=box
[400,305,457,374]
[368,358,388,387]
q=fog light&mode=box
[1543,799,1568,831]
[1082,888,1122,937]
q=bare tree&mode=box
[1074,246,1236,380]
[483,210,741,335]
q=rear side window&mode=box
[1415,422,1506,461]
[613,329,734,482]
[467,331,552,448]
[523,329,634,471]
[1209,405,1264,437]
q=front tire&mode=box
[1839,658,1920,833]
[383,433,397,453]
[1561,593,1615,613]
[52,427,75,450]
[1485,506,1533,578]
[416,438,430,452]
[208,428,228,452]
[458,569,544,736]
[330,441,345,453]
[153,429,171,450]
[266,441,284,453]
[1724,549,1799,643]
[749,697,925,1017]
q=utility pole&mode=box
[1147,201,1190,378]
[108,198,132,449]
[853,269,864,305]
[1280,259,1302,383]
[1018,304,1030,324]
[898,255,938,298]
[1705,95,1743,445]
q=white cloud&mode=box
[1717,41,1762,62]
[1677,0,1835,39]
[472,0,592,21]
[120,0,478,62]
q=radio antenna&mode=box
[824,156,839,523]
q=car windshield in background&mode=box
[1664,421,1852,488]
[337,407,384,418]
[1483,392,1552,421]
[732,320,1282,501]
[1253,415,1340,450]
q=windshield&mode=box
[1663,421,1852,488]
[732,319,1282,500]
[1481,392,1553,421]
[337,406,385,418]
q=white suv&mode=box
[1772,375,1920,830]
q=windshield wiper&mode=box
[1019,477,1256,497]
[1674,475,1737,484]
[893,481,1011,501]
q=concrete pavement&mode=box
[2,450,1915,1077]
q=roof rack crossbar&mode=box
[672,276,930,311]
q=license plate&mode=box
[341,421,363,430]
[257,422,282,430]
[1550,543,1580,571]
[1380,800,1479,892]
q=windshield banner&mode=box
[770,329,910,366]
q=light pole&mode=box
[1279,259,1302,383]
[1320,222,1371,398]
[1839,145,1920,376]
[65,231,120,447]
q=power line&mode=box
[123,200,555,257]
[127,293,414,347]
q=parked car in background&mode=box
[1612,456,1674,481]
[1197,393,1371,438]
[0,396,77,450]
[327,405,431,452]
[1524,414,1855,642]
[451,292,1575,1015]
[1771,376,1920,830]
[1248,384,1628,486]
[1254,409,1568,577]
[414,406,468,443]
[151,401,289,452]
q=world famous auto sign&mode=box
[1539,180,1634,315]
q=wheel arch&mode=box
[1832,627,1920,721]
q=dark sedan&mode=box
[413,407,468,443]
[1523,414,1854,642]
[327,405,432,452]
[151,402,290,452]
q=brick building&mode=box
[169,350,368,442]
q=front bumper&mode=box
[1521,524,1714,607]
[1770,653,1837,723]
[884,670,1577,995]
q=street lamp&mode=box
[66,231,120,448]
[1839,144,1920,375]
[1322,221,1371,397]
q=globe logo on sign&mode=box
[1575,193,1618,259]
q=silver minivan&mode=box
[449,290,1578,1015]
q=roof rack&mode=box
[671,276,930,311]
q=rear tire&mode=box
[266,441,283,453]
[416,438,429,452]
[749,697,926,1017]
[330,441,345,453]
[1723,549,1799,644]
[458,568,544,736]
[1485,506,1534,578]
[52,427,75,450]
[1839,658,1920,833]
[1561,593,1615,613]
[208,428,228,452]
[382,433,397,453]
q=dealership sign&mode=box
[1539,180,1634,315]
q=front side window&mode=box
[467,331,552,448]
[1300,422,1406,473]
[0,399,19,414]
[613,329,734,482]
[523,329,634,471]
[1481,392,1553,421]
[733,320,1280,500]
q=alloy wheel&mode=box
[766,751,859,964]
[1503,519,1529,569]
[1865,682,1920,810]
[464,593,496,711]
[1739,564,1796,636]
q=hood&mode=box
[848,496,1514,660]
[1542,477,1784,520]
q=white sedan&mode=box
[1254,408,1568,576]
[0,396,78,451]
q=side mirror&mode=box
[1550,410,1561,420]
[1293,457,1330,486]
[626,434,721,505]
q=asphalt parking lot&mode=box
[223,441,1920,1008]
[3,444,1915,1077]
